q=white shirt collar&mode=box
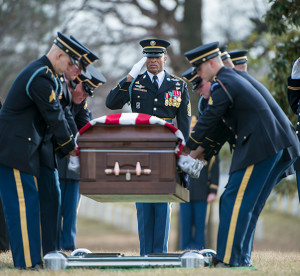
[147,70,165,88]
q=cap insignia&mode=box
[150,41,156,46]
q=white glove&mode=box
[128,57,147,78]
[68,155,80,174]
[291,58,300,79]
[178,155,204,178]
[190,158,204,178]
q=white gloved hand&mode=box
[178,155,204,178]
[190,159,204,178]
[291,58,300,79]
[178,154,195,172]
[128,57,147,78]
[68,155,80,174]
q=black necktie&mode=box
[153,75,158,91]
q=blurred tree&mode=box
[264,0,300,122]
[0,0,71,102]
[265,0,300,196]
[66,0,203,116]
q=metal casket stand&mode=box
[44,250,216,270]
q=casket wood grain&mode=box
[77,124,189,202]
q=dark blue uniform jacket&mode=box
[0,55,75,177]
[187,67,295,174]
[106,71,191,140]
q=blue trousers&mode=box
[37,166,61,256]
[136,202,171,256]
[217,151,282,266]
[0,164,42,268]
[179,201,207,250]
[296,171,300,202]
[240,155,296,265]
[59,179,80,251]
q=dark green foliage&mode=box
[264,0,300,195]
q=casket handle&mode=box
[104,162,151,177]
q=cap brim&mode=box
[70,57,79,68]
[144,53,164,57]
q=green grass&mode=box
[0,207,299,275]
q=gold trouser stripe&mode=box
[223,164,254,264]
[77,195,82,215]
[13,169,32,267]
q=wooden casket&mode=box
[77,120,189,202]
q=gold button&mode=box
[28,137,31,141]
[229,126,232,130]
[153,107,157,111]
[235,135,237,139]
[297,131,299,134]
[297,122,299,125]
[222,119,225,123]
[138,95,140,98]
[154,98,158,102]
[244,136,247,139]
[233,144,235,147]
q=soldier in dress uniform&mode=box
[37,32,90,257]
[221,47,299,266]
[179,69,219,250]
[287,58,300,201]
[0,100,9,253]
[106,38,191,256]
[179,41,299,267]
[0,32,87,269]
[58,64,106,251]
[228,50,248,71]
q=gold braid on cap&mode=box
[231,56,248,62]
[57,37,82,58]
[189,48,220,64]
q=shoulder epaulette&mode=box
[210,81,220,91]
[26,66,57,101]
[43,66,55,79]
[170,74,186,83]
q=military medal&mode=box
[164,93,169,106]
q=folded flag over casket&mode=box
[76,112,185,157]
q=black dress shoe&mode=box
[29,262,43,271]
[211,255,231,268]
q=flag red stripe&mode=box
[136,113,151,124]
[105,113,122,124]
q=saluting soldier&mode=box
[179,42,299,267]
[221,47,299,266]
[0,32,85,269]
[106,38,191,256]
[58,64,106,251]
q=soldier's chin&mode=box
[148,67,159,74]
